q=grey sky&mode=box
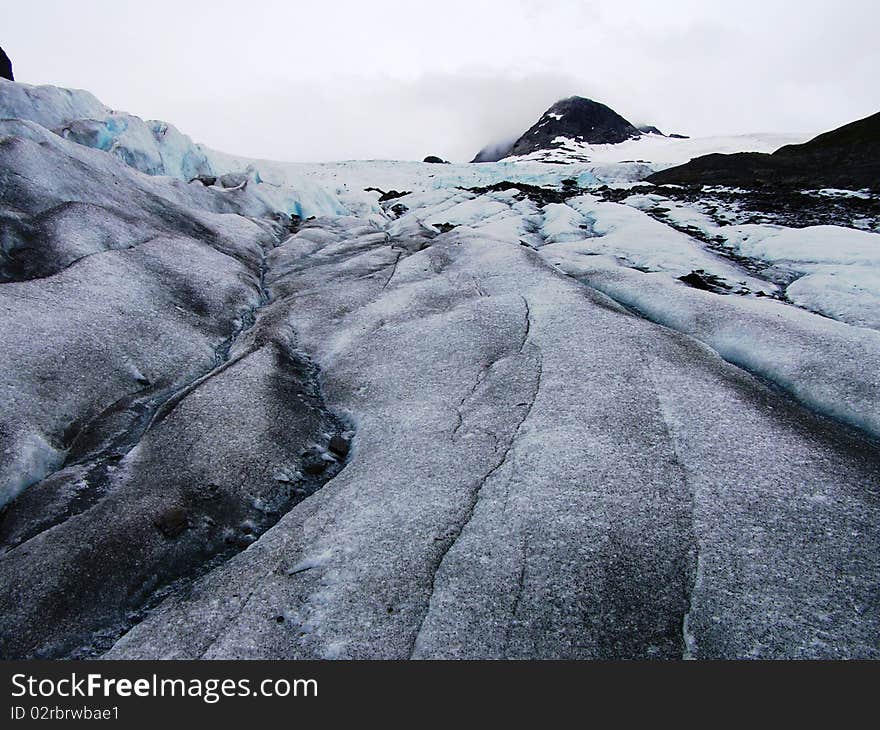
[4,0,879,162]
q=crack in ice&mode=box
[410,295,541,657]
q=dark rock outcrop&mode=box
[329,433,350,457]
[678,270,732,293]
[638,125,664,136]
[423,155,448,164]
[648,111,880,191]
[0,46,13,81]
[362,188,409,203]
[472,97,642,162]
[190,174,217,186]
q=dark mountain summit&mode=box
[648,111,880,190]
[0,46,13,82]
[510,97,643,155]
[472,96,642,162]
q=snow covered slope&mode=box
[1,81,879,660]
[500,131,806,168]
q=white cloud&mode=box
[3,0,878,161]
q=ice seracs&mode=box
[0,78,348,219]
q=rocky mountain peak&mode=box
[473,96,642,162]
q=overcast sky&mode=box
[4,0,879,162]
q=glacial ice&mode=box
[107,213,880,661]
[620,188,880,330]
[0,79,878,660]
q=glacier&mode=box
[0,79,878,660]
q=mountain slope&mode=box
[473,96,642,162]
[648,111,880,189]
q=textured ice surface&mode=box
[543,258,880,438]
[1,80,878,659]
[720,225,880,329]
[543,194,774,291]
[620,187,880,330]
[0,123,276,507]
[0,103,352,657]
[105,215,880,660]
